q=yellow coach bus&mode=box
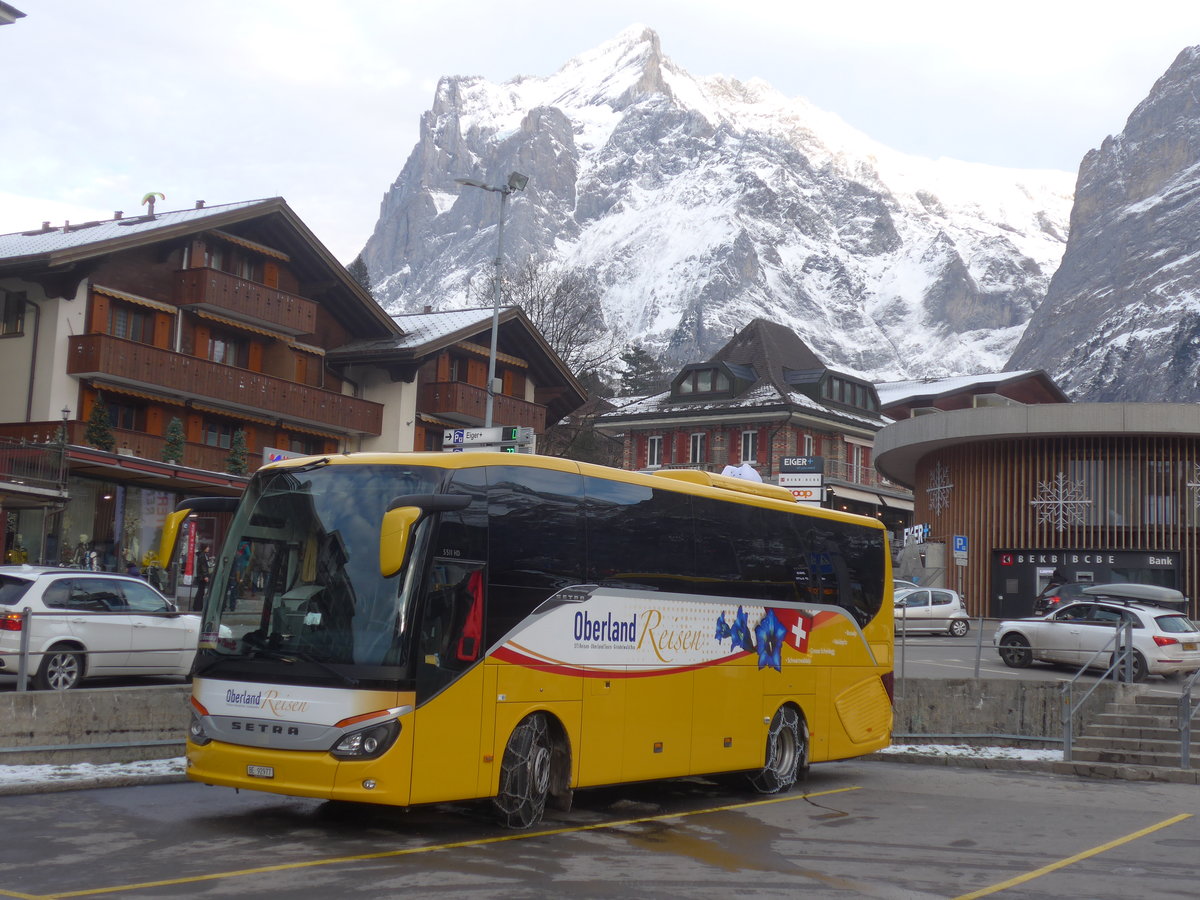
[163,452,893,828]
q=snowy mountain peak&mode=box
[363,27,1075,381]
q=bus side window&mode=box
[417,559,486,699]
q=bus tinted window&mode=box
[486,466,585,644]
[585,477,694,591]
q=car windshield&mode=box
[0,575,33,606]
[1156,614,1200,634]
[194,462,447,685]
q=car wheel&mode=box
[998,634,1032,668]
[34,646,84,690]
[948,619,969,638]
[748,705,807,794]
[1111,650,1147,683]
[493,713,552,829]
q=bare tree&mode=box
[471,258,620,379]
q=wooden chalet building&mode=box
[597,319,913,530]
[0,198,584,578]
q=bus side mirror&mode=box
[380,506,422,578]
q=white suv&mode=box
[0,566,200,690]
[994,584,1200,681]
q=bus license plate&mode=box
[246,765,275,779]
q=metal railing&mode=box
[1060,620,1136,762]
[1179,668,1200,767]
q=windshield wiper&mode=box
[250,645,359,686]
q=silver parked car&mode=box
[894,587,971,637]
[994,584,1200,681]
[0,566,200,690]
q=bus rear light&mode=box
[331,719,401,760]
[0,613,23,632]
[881,671,895,704]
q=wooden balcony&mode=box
[0,423,259,481]
[68,334,383,435]
[418,381,546,431]
[173,268,318,335]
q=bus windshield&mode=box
[196,462,446,687]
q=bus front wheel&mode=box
[748,705,807,794]
[494,713,552,829]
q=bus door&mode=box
[409,558,488,803]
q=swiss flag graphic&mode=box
[772,609,814,654]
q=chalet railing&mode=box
[0,423,262,476]
[173,268,318,335]
[67,334,383,435]
[418,381,547,431]
[0,436,68,495]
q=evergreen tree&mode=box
[226,428,248,476]
[618,343,667,396]
[84,395,116,452]
[347,255,373,298]
[162,416,185,464]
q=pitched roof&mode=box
[0,198,398,336]
[602,319,887,430]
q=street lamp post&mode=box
[454,171,529,428]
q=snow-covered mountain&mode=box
[361,26,1074,379]
[1007,47,1200,401]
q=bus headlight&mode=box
[188,712,212,746]
[330,719,401,760]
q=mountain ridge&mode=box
[362,26,1074,381]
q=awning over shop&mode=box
[827,485,883,506]
[879,493,915,511]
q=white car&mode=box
[993,584,1200,681]
[895,587,971,637]
[0,566,200,690]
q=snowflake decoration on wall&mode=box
[1030,472,1092,532]
[926,461,953,515]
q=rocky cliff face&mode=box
[1007,47,1200,400]
[362,26,1073,378]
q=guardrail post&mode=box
[1181,687,1191,769]
[973,614,984,678]
[16,607,31,692]
[1061,681,1073,762]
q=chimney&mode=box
[114,211,123,220]
[195,200,205,209]
[41,221,50,231]
[423,305,433,313]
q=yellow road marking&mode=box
[953,812,1193,900]
[20,786,862,899]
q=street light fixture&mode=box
[453,171,528,428]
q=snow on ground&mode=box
[0,756,186,789]
[0,745,1061,792]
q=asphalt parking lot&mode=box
[0,759,1196,899]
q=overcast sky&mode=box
[2,0,1197,263]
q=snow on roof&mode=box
[391,307,500,346]
[601,382,887,428]
[875,371,1044,406]
[0,199,275,261]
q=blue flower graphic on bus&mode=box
[754,608,787,671]
[713,606,787,671]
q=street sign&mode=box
[953,535,968,566]
[442,425,534,452]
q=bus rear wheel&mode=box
[494,713,552,829]
[748,705,807,794]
